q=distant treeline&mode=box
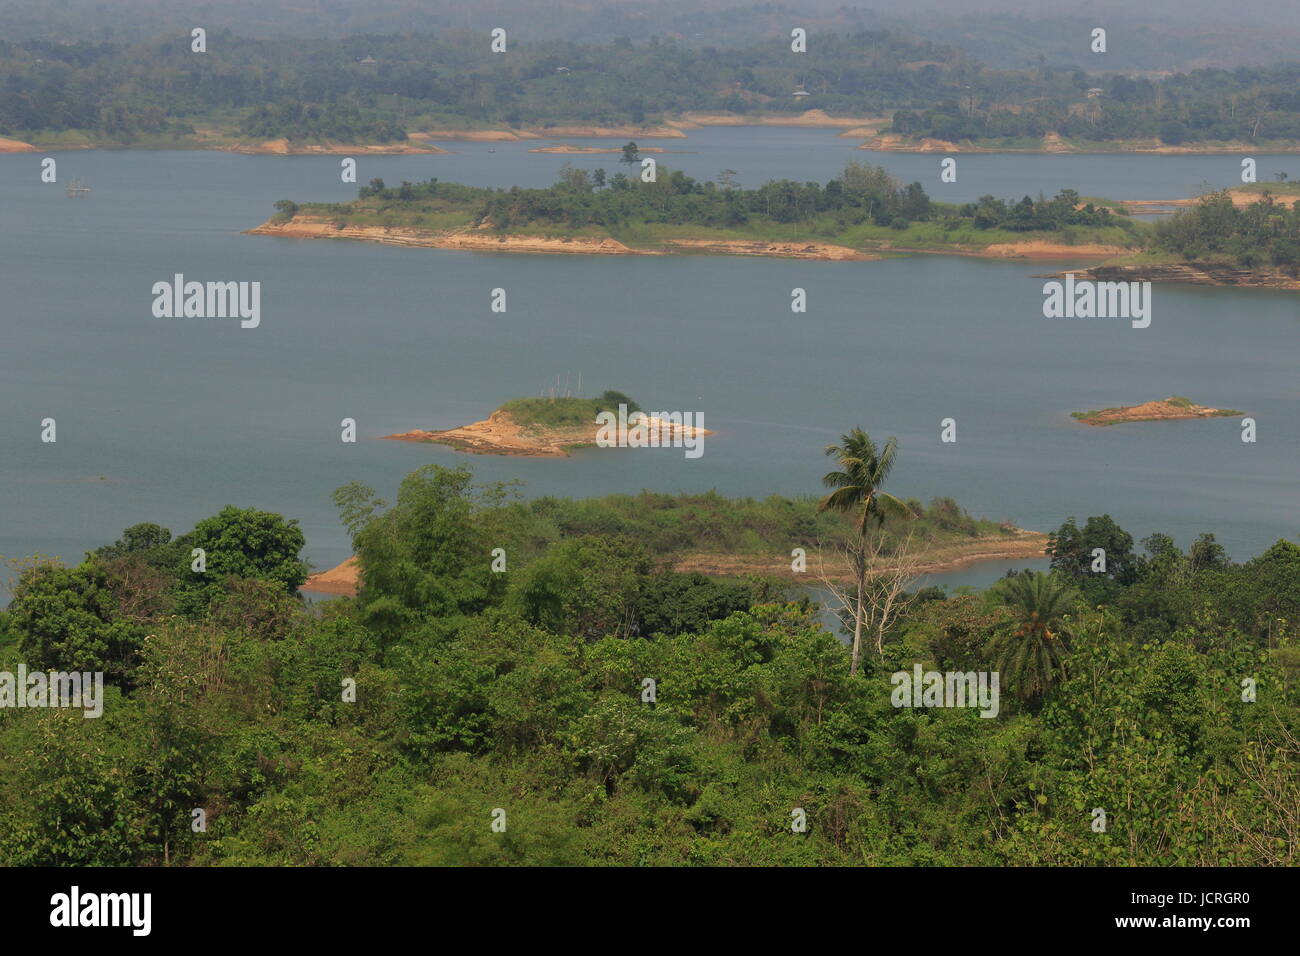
[7,29,1300,145]
[893,63,1300,144]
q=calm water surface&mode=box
[1,130,1296,598]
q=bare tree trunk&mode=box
[850,550,865,676]
[819,529,922,677]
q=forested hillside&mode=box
[2,460,1296,866]
[8,28,1300,147]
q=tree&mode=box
[1189,533,1229,572]
[817,428,912,675]
[1047,514,1139,594]
[620,141,640,164]
[557,161,590,192]
[818,529,924,666]
[339,465,503,650]
[90,522,186,571]
[176,506,309,616]
[989,571,1077,704]
[506,536,649,640]
[8,559,145,682]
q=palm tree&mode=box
[991,571,1077,704]
[819,428,911,675]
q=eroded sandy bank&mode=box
[979,241,1134,259]
[527,143,669,154]
[418,124,686,141]
[224,137,450,155]
[251,215,1138,263]
[248,216,890,260]
[246,217,641,255]
[664,238,878,260]
[861,133,1300,154]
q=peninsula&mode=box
[303,489,1048,597]
[249,167,1300,288]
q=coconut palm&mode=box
[818,428,912,675]
[991,571,1077,704]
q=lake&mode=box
[2,128,1297,599]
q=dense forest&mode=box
[2,442,1297,865]
[892,63,1300,145]
[8,27,1300,146]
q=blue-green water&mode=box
[2,130,1297,598]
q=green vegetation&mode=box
[1154,189,1300,273]
[2,433,1297,866]
[499,391,639,428]
[890,64,1300,146]
[8,26,1300,149]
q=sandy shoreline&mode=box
[301,556,361,595]
[418,124,687,141]
[418,111,885,142]
[249,215,1131,263]
[246,217,642,254]
[663,238,878,260]
[0,137,37,153]
[302,531,1049,597]
[223,137,450,155]
[861,132,1300,154]
[19,112,1300,154]
[527,143,670,154]
[1121,190,1300,214]
[977,241,1132,259]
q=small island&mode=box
[1071,396,1242,426]
[384,391,710,457]
[247,164,1140,262]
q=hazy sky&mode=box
[5,0,1298,68]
